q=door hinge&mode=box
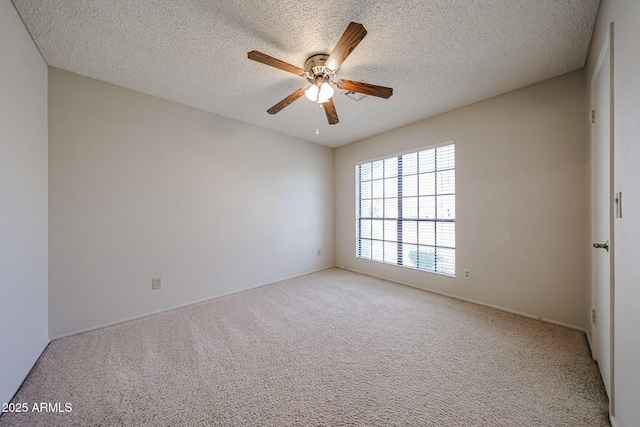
[591,109,596,123]
[592,309,596,324]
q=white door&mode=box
[591,36,612,399]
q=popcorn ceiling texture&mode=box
[1,269,609,426]
[12,0,599,147]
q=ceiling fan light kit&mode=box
[305,82,334,103]
[247,22,393,126]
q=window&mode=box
[356,143,455,276]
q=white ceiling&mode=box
[13,0,599,148]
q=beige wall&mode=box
[335,70,588,329]
[587,1,640,425]
[48,68,334,338]
[0,0,49,405]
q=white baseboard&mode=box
[585,330,596,360]
[610,414,618,427]
[3,340,51,405]
[335,265,587,333]
[53,263,588,340]
[51,265,334,340]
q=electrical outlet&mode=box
[152,277,162,290]
[592,309,596,324]
[463,269,471,279]
[317,249,321,257]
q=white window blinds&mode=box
[356,143,455,276]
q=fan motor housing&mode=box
[304,54,335,84]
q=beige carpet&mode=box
[1,268,609,426]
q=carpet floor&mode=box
[1,268,609,426]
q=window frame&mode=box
[355,141,456,277]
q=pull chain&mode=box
[315,102,321,135]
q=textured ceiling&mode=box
[13,0,599,148]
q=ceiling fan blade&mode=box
[325,22,367,72]
[323,98,339,125]
[248,50,305,76]
[267,88,306,114]
[337,79,393,99]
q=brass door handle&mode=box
[593,241,609,252]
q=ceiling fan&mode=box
[247,22,393,125]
